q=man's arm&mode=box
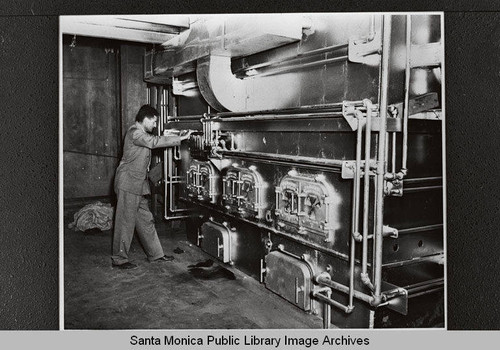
[132,129,192,149]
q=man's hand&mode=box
[163,129,180,136]
[180,129,193,141]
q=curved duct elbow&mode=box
[196,54,301,112]
[196,55,236,112]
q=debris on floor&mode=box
[173,247,185,254]
[68,201,114,232]
[188,265,236,280]
[188,259,214,268]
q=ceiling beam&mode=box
[61,19,178,44]
[113,15,190,28]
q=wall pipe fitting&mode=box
[312,288,355,328]
[311,287,333,329]
[371,14,393,307]
[164,148,191,220]
[316,272,395,309]
[316,272,370,307]
[163,88,192,220]
[313,285,353,314]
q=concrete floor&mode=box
[64,207,323,330]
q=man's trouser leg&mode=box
[135,196,165,261]
[111,189,141,265]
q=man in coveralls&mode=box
[111,105,192,269]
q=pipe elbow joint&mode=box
[315,271,331,284]
[363,98,373,108]
[314,286,332,297]
[352,231,363,242]
[370,295,384,307]
[346,305,355,314]
[361,273,373,289]
[354,109,364,120]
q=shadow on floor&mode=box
[63,209,323,330]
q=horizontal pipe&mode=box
[167,115,203,121]
[317,272,443,308]
[211,111,344,122]
[251,56,349,78]
[404,177,442,184]
[382,253,444,268]
[313,290,352,314]
[404,186,442,193]
[404,278,444,293]
[219,150,344,169]
[166,180,185,184]
[167,207,192,214]
[164,214,192,221]
[403,277,445,299]
[408,287,444,299]
[234,43,349,76]
[403,277,444,290]
[210,101,360,118]
[397,224,443,235]
[316,273,374,305]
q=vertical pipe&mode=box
[169,154,176,212]
[373,14,392,302]
[164,148,171,218]
[402,15,412,175]
[361,100,373,289]
[349,114,363,307]
[391,132,397,173]
[323,289,332,329]
[384,131,389,174]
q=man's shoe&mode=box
[152,255,174,262]
[112,262,138,270]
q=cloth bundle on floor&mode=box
[68,201,115,232]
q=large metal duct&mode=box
[196,54,306,112]
[148,15,305,111]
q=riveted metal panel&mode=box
[200,221,233,263]
[264,251,312,311]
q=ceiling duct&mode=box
[149,15,304,111]
[197,54,304,112]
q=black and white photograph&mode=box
[60,13,445,330]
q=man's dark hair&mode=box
[136,105,159,123]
